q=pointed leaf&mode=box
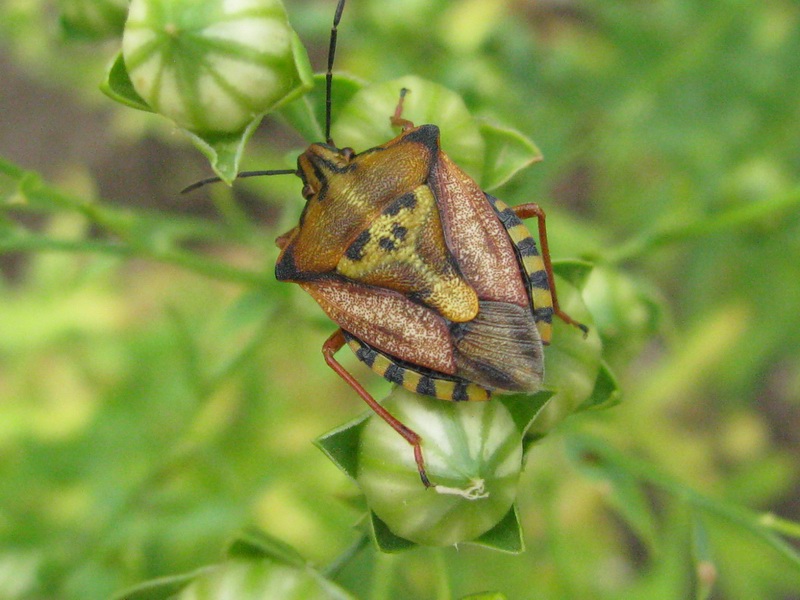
[185,121,263,186]
[313,414,370,482]
[478,120,542,190]
[280,72,366,143]
[225,527,306,568]
[279,95,324,144]
[370,511,417,553]
[497,390,554,436]
[111,567,215,600]
[470,505,525,554]
[100,51,153,113]
[552,259,595,290]
[576,361,622,412]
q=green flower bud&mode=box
[357,388,523,547]
[121,0,312,134]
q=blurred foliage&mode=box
[1,0,800,599]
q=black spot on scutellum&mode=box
[345,230,371,261]
[384,192,417,216]
[378,236,396,251]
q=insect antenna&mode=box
[181,169,296,194]
[325,0,347,145]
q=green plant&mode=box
[1,0,799,598]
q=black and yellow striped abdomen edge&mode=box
[343,333,491,402]
[485,194,554,345]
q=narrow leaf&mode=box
[111,567,215,600]
[567,438,659,552]
[225,527,307,568]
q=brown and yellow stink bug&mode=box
[187,0,586,488]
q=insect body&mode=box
[276,86,585,486]
[186,0,586,487]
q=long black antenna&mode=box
[181,169,296,194]
[325,0,347,144]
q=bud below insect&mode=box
[121,0,313,134]
[356,388,523,547]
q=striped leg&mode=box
[322,329,433,487]
[512,204,588,335]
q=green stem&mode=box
[323,531,370,580]
[760,513,800,540]
[572,435,800,571]
[370,553,395,600]
[0,231,269,287]
[2,156,275,285]
[606,184,800,264]
[432,549,451,600]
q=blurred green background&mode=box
[1,0,799,598]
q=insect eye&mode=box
[302,184,314,200]
[341,147,355,161]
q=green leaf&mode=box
[497,390,554,436]
[225,527,307,568]
[369,511,418,553]
[279,72,366,143]
[186,122,263,186]
[111,567,215,600]
[175,559,355,600]
[100,52,153,113]
[331,75,485,180]
[278,95,324,144]
[575,361,622,412]
[313,414,370,482]
[460,594,508,600]
[470,505,525,554]
[552,259,595,290]
[478,120,542,191]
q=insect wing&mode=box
[299,278,458,377]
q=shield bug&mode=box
[187,0,587,488]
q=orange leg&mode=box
[322,329,432,487]
[513,203,588,335]
[390,88,415,131]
